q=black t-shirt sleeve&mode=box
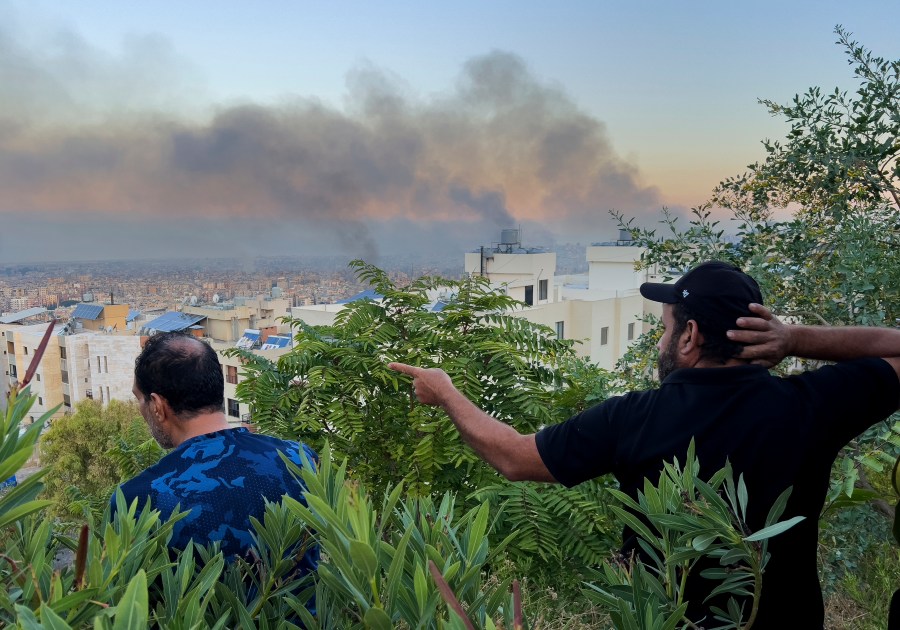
[795,357,899,447]
[535,398,621,487]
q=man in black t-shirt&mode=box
[389,261,900,628]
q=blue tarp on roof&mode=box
[336,289,383,304]
[72,304,104,320]
[430,301,448,313]
[260,335,291,350]
[143,311,205,333]
[126,310,141,322]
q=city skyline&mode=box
[2,1,897,262]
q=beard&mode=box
[147,415,175,449]
[657,336,681,382]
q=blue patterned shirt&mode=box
[114,427,318,575]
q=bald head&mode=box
[134,332,225,420]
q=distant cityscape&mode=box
[0,243,591,316]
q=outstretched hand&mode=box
[727,303,793,368]
[388,362,455,407]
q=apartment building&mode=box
[163,294,292,342]
[214,327,293,427]
[289,230,664,370]
[0,319,141,420]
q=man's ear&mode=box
[148,393,172,421]
[680,320,705,356]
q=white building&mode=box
[213,328,294,427]
[290,230,664,370]
[464,231,661,369]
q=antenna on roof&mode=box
[109,291,114,305]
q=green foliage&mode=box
[614,27,900,515]
[232,260,578,500]
[472,478,619,571]
[39,399,163,522]
[4,390,526,629]
[281,445,520,629]
[0,387,54,545]
[584,441,804,629]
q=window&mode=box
[601,326,609,346]
[555,321,565,340]
[226,365,238,385]
[524,285,534,306]
[104,356,108,373]
[227,398,240,418]
[36,374,41,382]
[9,365,16,378]
[60,347,67,359]
[38,397,43,405]
[97,356,101,372]
[628,322,635,341]
[107,386,111,402]
[23,347,28,355]
[539,279,548,301]
[98,387,104,403]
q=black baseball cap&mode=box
[639,261,763,333]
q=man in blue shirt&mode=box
[113,331,318,579]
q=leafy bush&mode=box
[233,261,580,501]
[39,399,163,522]
[3,388,526,629]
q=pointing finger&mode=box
[387,362,419,376]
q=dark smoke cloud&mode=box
[0,16,668,262]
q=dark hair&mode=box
[671,302,745,364]
[134,332,224,419]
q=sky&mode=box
[1,1,897,263]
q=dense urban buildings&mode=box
[0,240,657,424]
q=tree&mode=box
[616,25,900,500]
[613,30,900,623]
[233,260,579,499]
[39,399,163,522]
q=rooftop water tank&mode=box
[500,229,519,246]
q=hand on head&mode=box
[727,303,792,368]
[388,362,454,407]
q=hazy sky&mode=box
[1,1,897,263]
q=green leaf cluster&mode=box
[38,399,163,523]
[584,441,803,629]
[614,26,900,527]
[2,390,524,629]
[231,260,578,500]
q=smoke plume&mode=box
[0,16,664,262]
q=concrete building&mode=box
[71,302,129,332]
[290,230,664,371]
[464,231,661,369]
[151,294,291,343]
[0,321,143,420]
[213,327,294,427]
[1,323,64,423]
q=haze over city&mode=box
[2,1,896,263]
